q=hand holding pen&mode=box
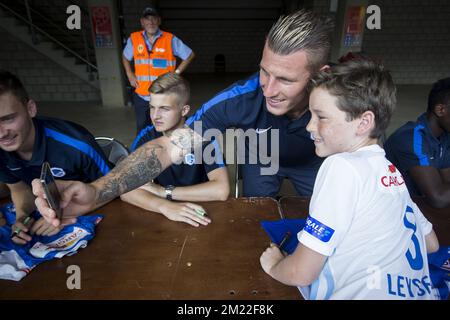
[260,231,292,275]
[277,231,292,256]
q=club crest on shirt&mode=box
[51,167,66,178]
[184,153,195,166]
[6,166,22,171]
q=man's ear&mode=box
[26,100,37,118]
[357,111,375,135]
[181,104,190,117]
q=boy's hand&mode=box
[260,244,285,276]
[160,202,210,227]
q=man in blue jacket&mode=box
[0,70,111,243]
[385,77,450,208]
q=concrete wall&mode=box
[1,0,448,104]
[363,0,450,84]
[121,0,282,73]
[0,28,100,102]
[313,0,450,84]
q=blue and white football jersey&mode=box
[298,145,439,300]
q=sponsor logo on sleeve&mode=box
[304,216,335,242]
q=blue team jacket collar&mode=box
[261,97,312,131]
[417,112,449,144]
[286,110,312,133]
[27,118,47,166]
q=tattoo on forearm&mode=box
[168,129,193,150]
[95,126,202,205]
[167,126,203,158]
[96,144,163,204]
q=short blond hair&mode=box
[149,72,190,106]
[266,9,333,72]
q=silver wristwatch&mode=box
[165,185,175,200]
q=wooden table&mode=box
[279,196,450,245]
[0,197,301,300]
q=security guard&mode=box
[122,5,195,134]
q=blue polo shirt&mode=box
[0,117,111,186]
[133,73,323,196]
[132,129,224,188]
[385,113,450,196]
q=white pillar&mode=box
[88,0,126,107]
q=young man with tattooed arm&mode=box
[32,124,203,227]
[121,73,229,227]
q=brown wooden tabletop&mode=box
[0,197,302,300]
[279,196,450,246]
